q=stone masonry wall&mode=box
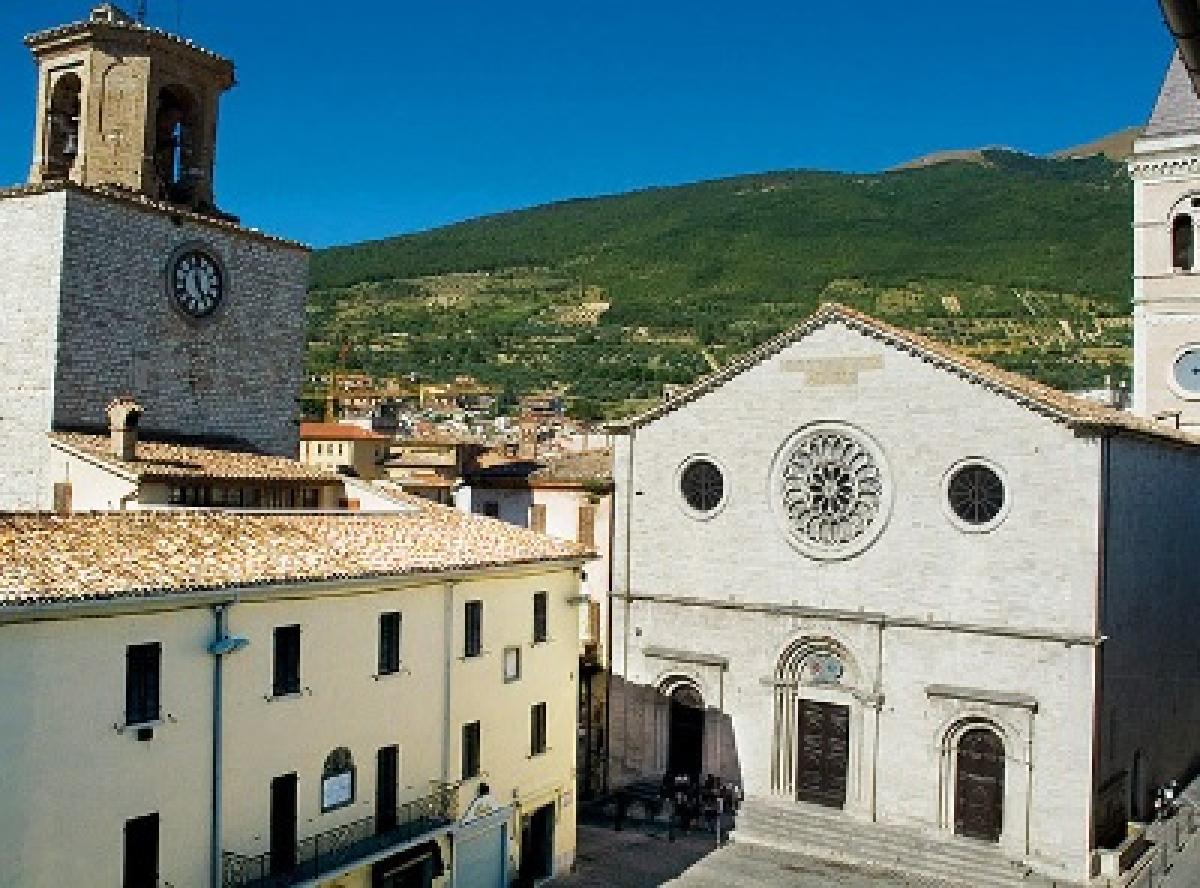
[54,189,308,457]
[0,191,66,510]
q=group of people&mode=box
[661,772,740,835]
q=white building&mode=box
[607,302,1200,884]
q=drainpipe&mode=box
[211,605,227,888]
[208,603,250,888]
[441,582,455,783]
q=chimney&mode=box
[518,415,538,461]
[106,396,144,462]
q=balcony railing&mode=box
[222,782,458,888]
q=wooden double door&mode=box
[796,700,849,808]
[955,729,1005,843]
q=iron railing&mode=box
[222,782,458,888]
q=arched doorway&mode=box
[668,684,704,779]
[955,727,1005,842]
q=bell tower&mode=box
[24,3,234,212]
[1130,50,1200,429]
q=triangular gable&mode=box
[611,303,1200,448]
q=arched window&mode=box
[321,747,355,812]
[45,73,81,179]
[1174,214,1194,272]
[154,85,199,203]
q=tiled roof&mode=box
[300,422,389,441]
[1144,53,1200,139]
[0,181,309,251]
[25,8,233,68]
[51,432,340,484]
[530,450,613,487]
[0,509,588,607]
[610,303,1200,447]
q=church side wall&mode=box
[0,191,66,510]
[53,190,308,457]
[1097,433,1200,831]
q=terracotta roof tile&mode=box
[0,509,587,606]
[51,432,339,483]
[25,11,233,67]
[611,303,1200,448]
[300,423,389,442]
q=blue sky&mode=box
[0,1,1175,248]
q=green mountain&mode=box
[309,148,1134,419]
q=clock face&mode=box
[1174,348,1200,394]
[170,249,224,319]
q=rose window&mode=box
[778,427,888,557]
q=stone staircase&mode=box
[732,795,1077,887]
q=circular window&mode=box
[772,423,891,560]
[1174,347,1200,397]
[679,458,725,515]
[946,462,1006,529]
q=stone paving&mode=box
[559,824,952,888]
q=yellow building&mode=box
[300,422,391,482]
[0,505,587,888]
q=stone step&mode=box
[732,797,1066,887]
[734,819,1033,887]
[739,811,1032,873]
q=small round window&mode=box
[680,459,725,514]
[946,463,1006,528]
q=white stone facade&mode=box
[0,186,309,510]
[609,315,1200,883]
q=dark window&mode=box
[123,813,159,888]
[531,703,548,756]
[462,721,481,780]
[1175,214,1195,271]
[481,501,500,518]
[464,601,483,658]
[947,463,1006,526]
[533,592,548,643]
[126,643,161,725]
[680,459,724,512]
[376,745,400,834]
[273,625,301,696]
[379,612,402,676]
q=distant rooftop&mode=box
[51,432,339,484]
[469,449,613,489]
[0,508,588,607]
[300,422,389,442]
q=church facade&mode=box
[0,4,309,510]
[607,304,1200,882]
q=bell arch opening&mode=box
[154,84,200,203]
[45,73,82,180]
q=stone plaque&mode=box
[782,355,884,385]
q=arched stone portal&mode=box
[771,635,870,812]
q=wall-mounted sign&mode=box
[322,772,353,810]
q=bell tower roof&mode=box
[24,4,233,71]
[24,4,235,214]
